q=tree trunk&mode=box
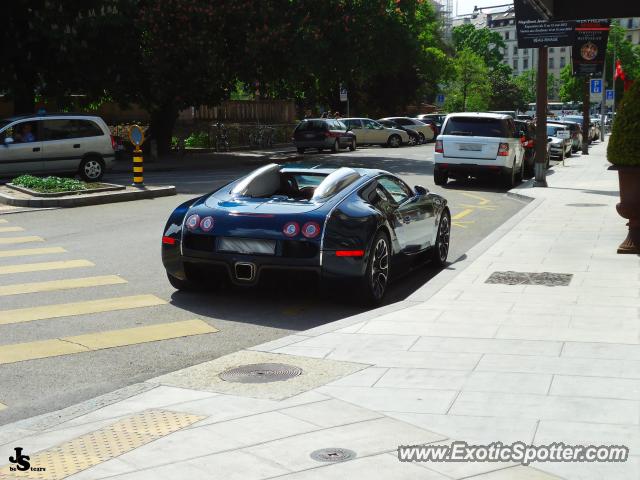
[149,103,179,158]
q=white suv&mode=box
[433,112,525,187]
[0,113,116,181]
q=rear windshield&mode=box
[443,117,509,137]
[547,126,566,136]
[296,120,327,132]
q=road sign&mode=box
[339,85,348,102]
[128,125,145,147]
[606,89,614,100]
[514,0,575,48]
[590,79,602,94]
[435,94,445,105]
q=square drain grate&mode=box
[486,271,573,287]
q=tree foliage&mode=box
[451,24,506,70]
[489,67,526,111]
[444,48,490,112]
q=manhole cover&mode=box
[565,203,607,207]
[486,271,573,286]
[218,363,303,383]
[310,448,357,463]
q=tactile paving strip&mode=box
[0,409,205,479]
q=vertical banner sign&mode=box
[339,84,348,102]
[514,0,574,48]
[572,19,610,77]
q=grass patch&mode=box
[11,175,90,193]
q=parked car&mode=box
[378,117,435,143]
[561,115,599,143]
[433,112,525,187]
[514,119,537,178]
[516,114,534,121]
[548,120,582,152]
[292,118,356,154]
[0,113,116,181]
[161,163,451,304]
[342,118,409,147]
[378,119,420,146]
[416,113,447,134]
[546,123,572,159]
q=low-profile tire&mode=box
[418,132,426,144]
[297,147,305,154]
[387,134,401,148]
[349,139,356,151]
[358,231,391,306]
[78,156,105,182]
[167,273,197,291]
[331,139,340,153]
[431,209,450,268]
[433,166,448,186]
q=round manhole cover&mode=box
[218,363,303,384]
[565,203,607,207]
[310,448,356,463]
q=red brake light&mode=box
[301,222,321,239]
[283,221,300,237]
[498,143,510,156]
[200,216,214,232]
[435,139,444,153]
[110,135,117,150]
[335,250,365,257]
[162,236,176,245]
[185,214,200,231]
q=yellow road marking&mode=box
[0,235,44,245]
[0,294,166,325]
[0,226,24,233]
[0,320,217,365]
[452,208,473,220]
[0,275,128,297]
[460,203,497,211]
[0,259,93,275]
[0,402,5,411]
[452,220,475,229]
[0,246,66,258]
[460,192,491,205]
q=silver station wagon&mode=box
[0,113,116,181]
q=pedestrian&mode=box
[320,112,328,119]
[20,123,35,143]
[334,112,341,119]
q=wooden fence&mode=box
[193,100,297,124]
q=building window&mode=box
[560,57,566,68]
[627,34,633,42]
[560,47,566,52]
[513,45,518,55]
[550,48,555,53]
[523,58,529,69]
[549,57,555,68]
[513,58,518,69]
[628,18,633,29]
[505,31,510,40]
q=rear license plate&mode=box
[218,237,276,255]
[458,143,482,151]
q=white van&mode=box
[0,113,116,181]
[433,112,525,187]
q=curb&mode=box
[0,185,176,208]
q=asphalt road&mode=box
[0,143,527,425]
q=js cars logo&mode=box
[8,447,45,473]
[9,447,30,471]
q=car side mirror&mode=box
[414,185,428,196]
[3,137,13,146]
[547,137,552,143]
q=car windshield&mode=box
[296,120,326,132]
[312,167,361,201]
[443,117,507,137]
[0,120,11,131]
[547,126,565,136]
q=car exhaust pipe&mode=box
[234,262,255,281]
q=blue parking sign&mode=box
[606,89,614,101]
[436,94,445,104]
[590,79,602,94]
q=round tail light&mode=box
[185,214,200,231]
[200,216,214,232]
[283,221,300,237]
[302,222,321,239]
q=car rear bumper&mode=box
[294,138,335,149]
[435,163,510,177]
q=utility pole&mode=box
[582,76,590,155]
[612,44,617,120]
[534,46,548,187]
[600,57,607,140]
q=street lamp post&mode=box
[582,77,590,155]
[534,46,549,187]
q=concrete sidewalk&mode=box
[0,140,637,480]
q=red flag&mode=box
[614,59,626,81]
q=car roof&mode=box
[446,112,512,120]
[281,166,389,179]
[2,113,103,122]
[341,117,373,121]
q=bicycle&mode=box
[248,125,274,148]
[214,122,230,152]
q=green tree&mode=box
[515,70,562,103]
[606,21,640,106]
[444,48,490,112]
[489,68,526,111]
[451,24,506,70]
[559,64,583,103]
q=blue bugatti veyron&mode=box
[161,163,450,304]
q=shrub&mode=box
[608,80,640,166]
[12,175,88,193]
[184,132,210,148]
